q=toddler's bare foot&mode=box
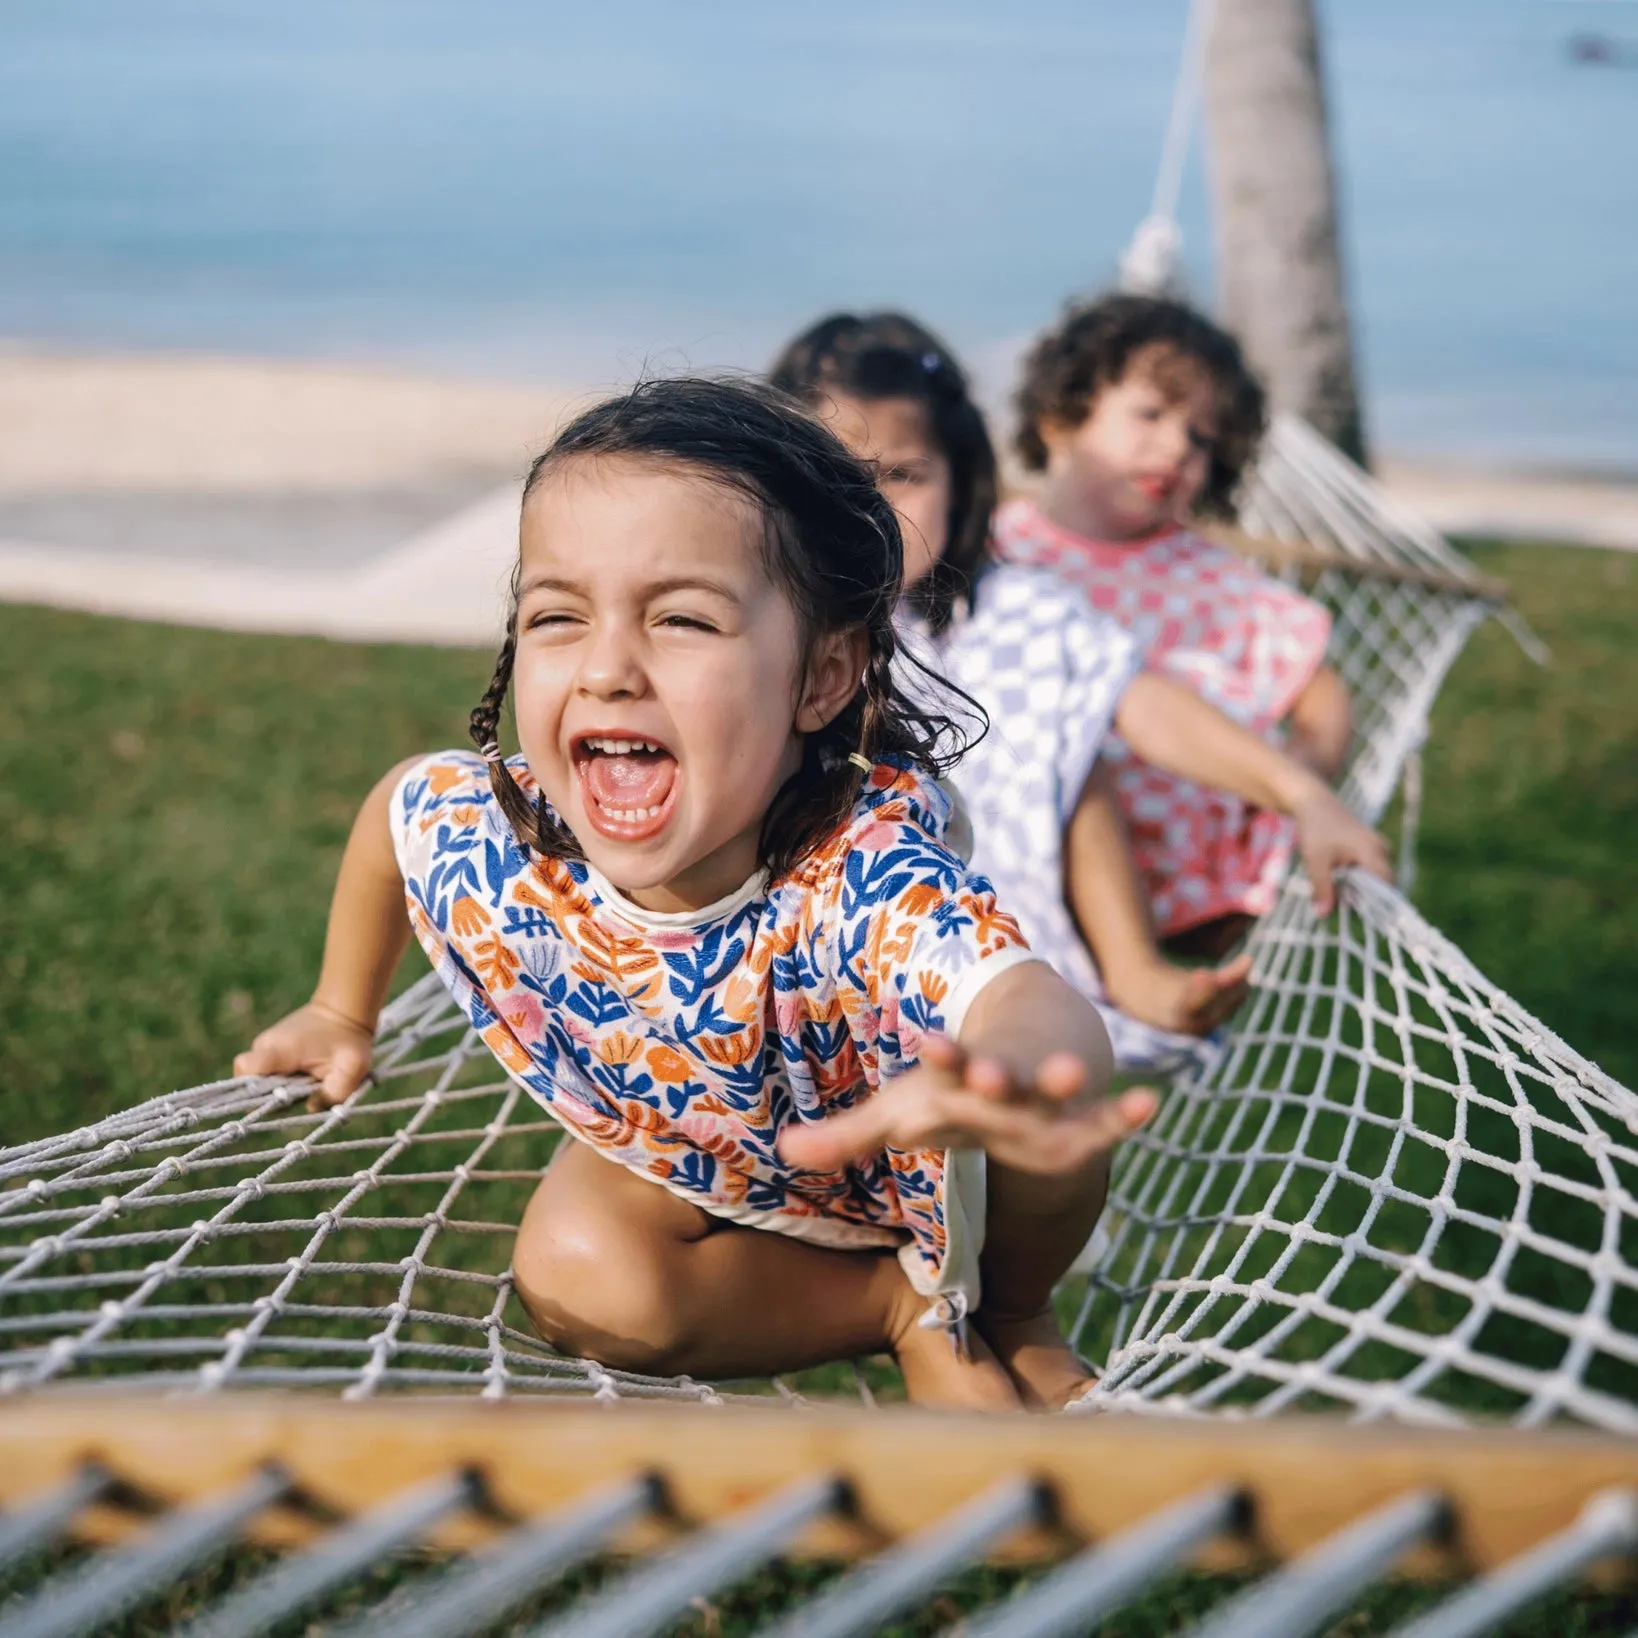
[977,1308,1093,1412]
[1106,953,1252,1037]
[889,1288,1021,1411]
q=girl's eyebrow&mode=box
[517,573,582,598]
[644,574,744,605]
[516,572,743,606]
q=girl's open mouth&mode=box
[572,734,680,842]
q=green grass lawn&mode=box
[2,539,1632,1139]
[0,540,1635,1635]
[1416,541,1638,1090]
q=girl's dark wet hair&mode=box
[1014,293,1268,518]
[771,312,996,634]
[468,376,982,880]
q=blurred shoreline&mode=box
[0,344,1633,648]
[0,344,575,496]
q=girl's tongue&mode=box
[581,744,677,814]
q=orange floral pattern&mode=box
[391,752,1032,1292]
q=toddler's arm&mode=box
[234,759,419,1104]
[1285,664,1352,780]
[779,960,1154,1175]
[1114,670,1388,914]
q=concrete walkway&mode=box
[1,350,1633,649]
[0,349,569,646]
[0,482,521,647]
[1378,461,1638,554]
[6,462,1637,650]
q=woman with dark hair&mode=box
[235,374,1160,1412]
[775,313,1386,1067]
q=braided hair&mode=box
[468,376,983,880]
[771,312,997,634]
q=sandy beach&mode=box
[0,347,574,493]
[2,344,1635,649]
[0,347,587,644]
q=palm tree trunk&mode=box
[1204,0,1367,462]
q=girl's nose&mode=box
[1157,414,1192,466]
[576,621,647,699]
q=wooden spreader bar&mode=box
[1205,524,1511,601]
[0,1395,1633,1571]
[0,1397,1633,1638]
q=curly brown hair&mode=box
[468,376,983,881]
[1014,293,1267,519]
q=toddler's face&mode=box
[1041,347,1218,540]
[819,393,951,590]
[512,456,840,912]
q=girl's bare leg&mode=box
[976,1151,1113,1411]
[1066,766,1250,1034]
[511,1139,1020,1409]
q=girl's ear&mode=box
[795,627,870,734]
[1037,415,1080,464]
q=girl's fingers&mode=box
[1113,1085,1160,1130]
[919,1033,966,1074]
[1033,1051,1089,1104]
[322,1048,373,1105]
[962,1054,1015,1101]
[1359,829,1392,881]
[958,1052,1087,1106]
[781,1070,1161,1176]
[1020,1087,1159,1173]
[233,1045,281,1078]
[778,1099,899,1172]
[1302,837,1340,915]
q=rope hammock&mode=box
[3,419,1634,1429]
[5,4,1635,1429]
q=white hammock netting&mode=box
[2,419,1635,1428]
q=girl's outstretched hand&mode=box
[1290,780,1391,916]
[233,1001,375,1110]
[778,1036,1157,1176]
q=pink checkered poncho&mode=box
[992,498,1333,936]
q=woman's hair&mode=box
[770,312,996,634]
[1014,293,1268,518]
[468,376,981,879]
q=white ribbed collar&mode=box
[580,861,770,930]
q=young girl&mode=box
[771,313,1386,1066]
[1002,293,1354,953]
[235,377,1155,1412]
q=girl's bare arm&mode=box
[1114,670,1387,913]
[234,759,420,1102]
[1286,664,1353,779]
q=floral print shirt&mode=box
[391,752,1036,1299]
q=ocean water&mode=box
[0,0,1633,466]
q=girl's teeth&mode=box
[604,804,664,822]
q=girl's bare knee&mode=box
[511,1183,696,1372]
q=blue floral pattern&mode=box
[391,753,1033,1292]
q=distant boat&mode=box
[1568,33,1638,66]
